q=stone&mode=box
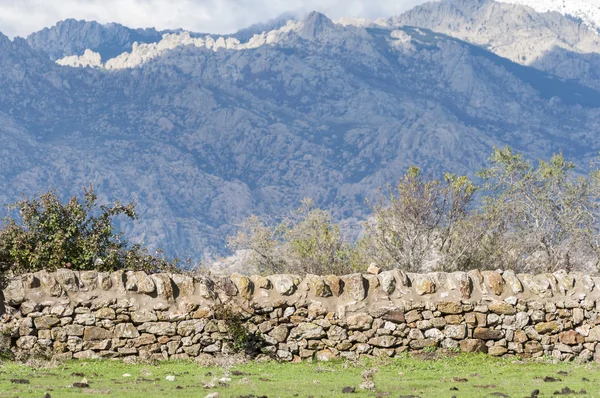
[316,349,339,361]
[409,338,438,349]
[79,271,98,290]
[304,275,331,297]
[457,272,473,299]
[4,278,25,305]
[97,272,112,290]
[368,336,397,348]
[114,323,140,339]
[488,346,508,356]
[524,341,543,354]
[473,328,503,341]
[269,325,289,342]
[96,308,116,320]
[437,302,462,315]
[502,270,523,294]
[250,275,271,290]
[175,320,202,336]
[131,310,158,324]
[64,324,84,336]
[367,263,381,275]
[559,331,584,345]
[290,323,326,339]
[424,328,444,341]
[378,271,396,295]
[230,273,254,300]
[135,272,156,294]
[444,324,467,340]
[341,273,367,301]
[39,271,62,297]
[55,269,78,293]
[347,314,373,331]
[83,326,112,341]
[327,325,347,341]
[138,322,176,336]
[34,316,60,330]
[459,339,487,353]
[408,328,425,340]
[323,275,342,296]
[270,275,297,296]
[73,350,99,359]
[383,310,405,324]
[152,274,175,302]
[19,301,39,315]
[484,271,506,296]
[171,274,194,296]
[192,307,213,319]
[535,321,561,334]
[415,275,436,295]
[488,302,516,315]
[405,310,422,323]
[587,326,600,342]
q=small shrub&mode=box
[361,166,477,272]
[213,305,263,354]
[0,185,178,275]
[228,199,362,275]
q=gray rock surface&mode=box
[1,6,600,262]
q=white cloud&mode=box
[0,0,429,38]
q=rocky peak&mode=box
[297,11,336,40]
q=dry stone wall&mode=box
[2,268,600,362]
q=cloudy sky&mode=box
[0,0,430,38]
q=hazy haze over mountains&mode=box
[2,0,600,262]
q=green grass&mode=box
[0,353,598,397]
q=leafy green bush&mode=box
[0,185,177,275]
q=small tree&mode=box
[363,166,477,272]
[477,147,600,272]
[227,199,359,275]
[0,185,177,275]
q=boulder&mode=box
[346,314,373,331]
[323,275,342,296]
[484,271,505,296]
[488,302,516,315]
[230,274,254,300]
[378,271,396,295]
[459,339,487,353]
[290,323,326,339]
[135,272,156,294]
[270,275,298,296]
[502,270,523,294]
[83,326,112,341]
[152,274,175,301]
[56,269,78,293]
[171,274,195,297]
[3,278,25,305]
[341,273,367,301]
[414,274,436,295]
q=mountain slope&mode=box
[498,0,600,32]
[2,13,600,260]
[26,19,164,61]
[391,0,600,89]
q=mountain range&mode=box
[1,0,600,263]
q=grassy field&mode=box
[0,353,598,397]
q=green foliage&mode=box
[0,185,177,275]
[213,305,262,354]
